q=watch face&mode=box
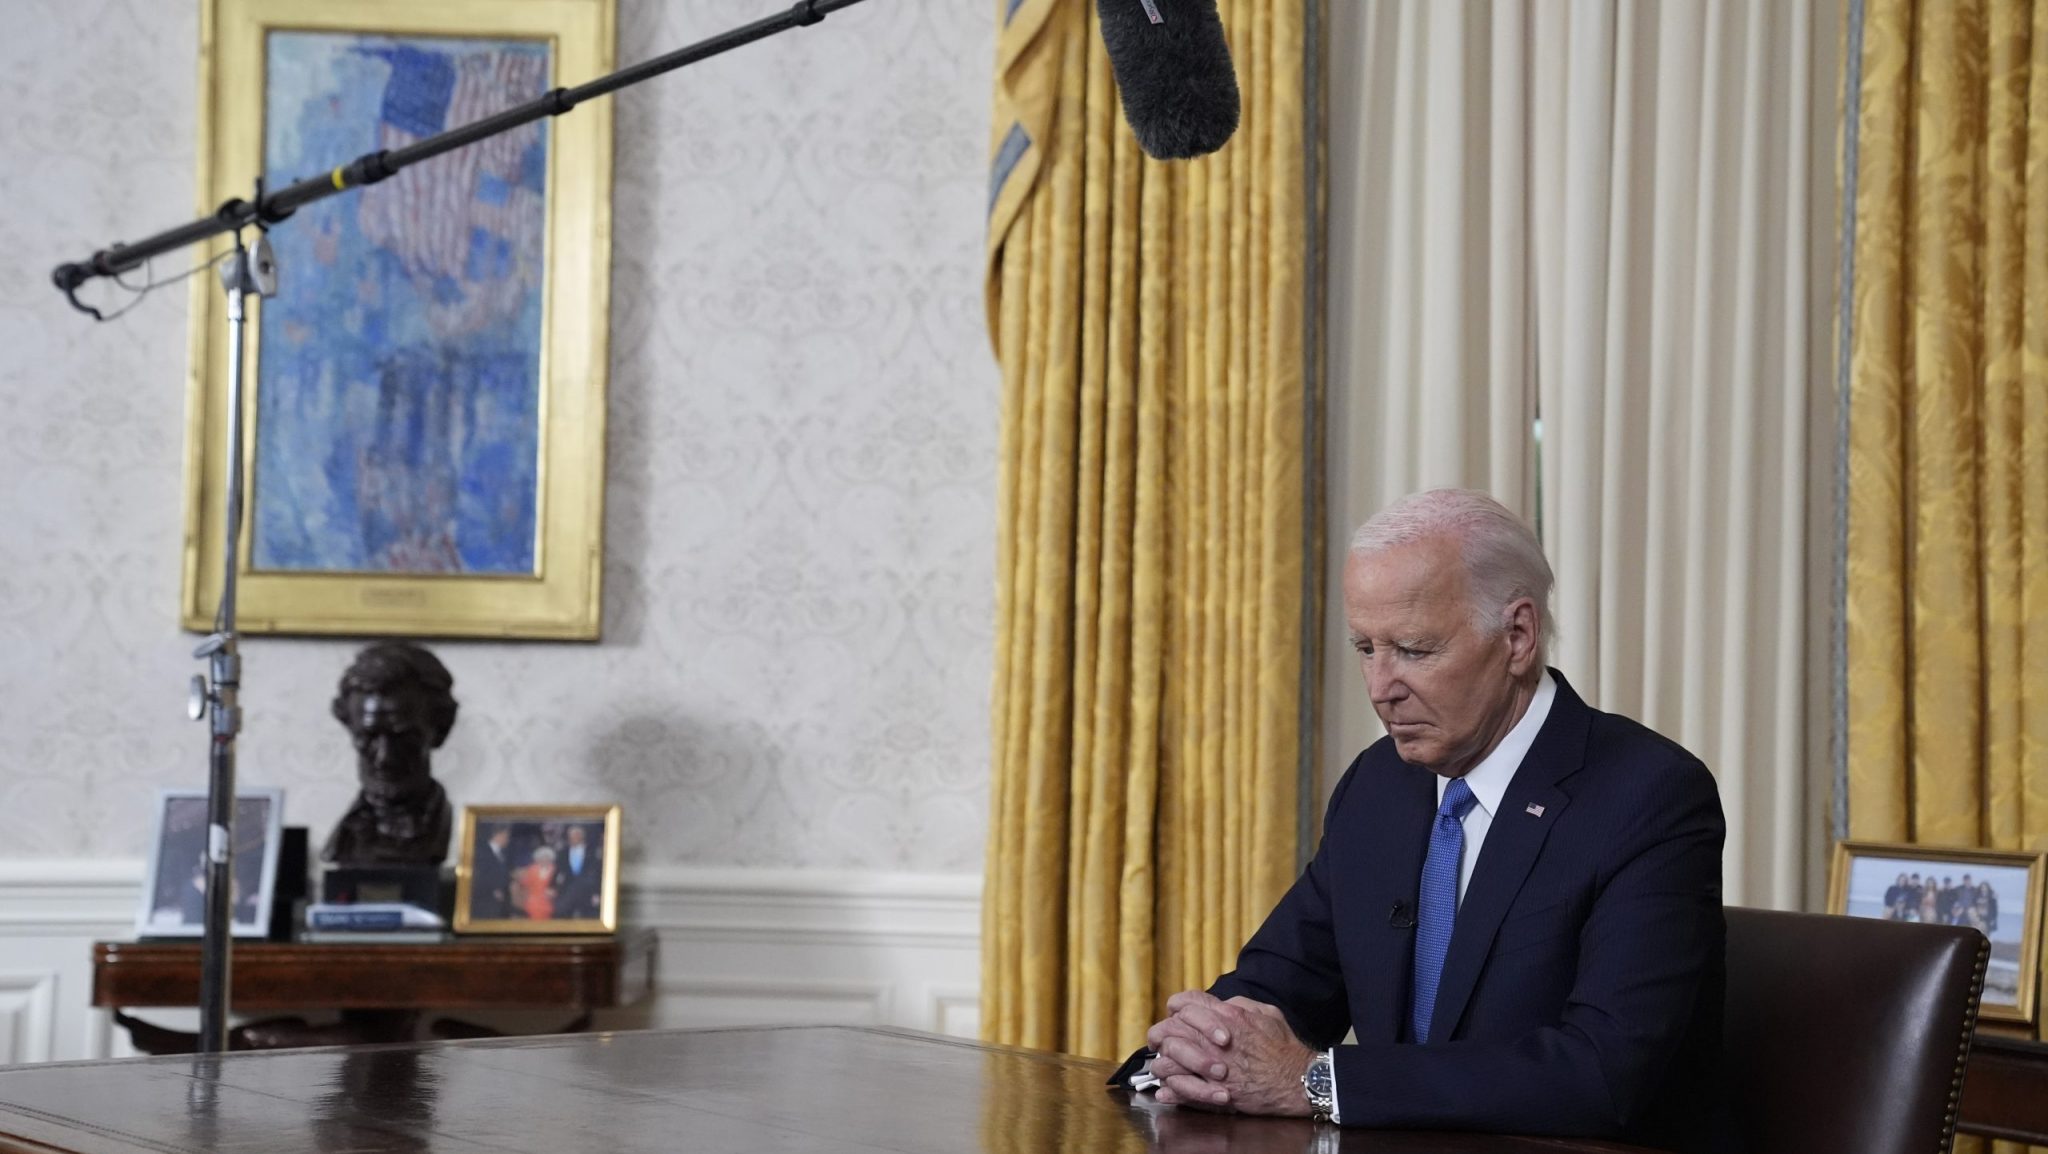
[1305,1057,1334,1097]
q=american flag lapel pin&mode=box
[1525,803,1546,817]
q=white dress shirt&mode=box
[1434,670,1557,906]
[1330,670,1557,1124]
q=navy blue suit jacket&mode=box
[1158,672,1734,1150]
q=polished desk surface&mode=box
[91,930,657,1009]
[0,1026,1663,1154]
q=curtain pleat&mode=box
[1846,0,1913,843]
[1845,9,2048,1151]
[981,0,1313,1058]
[1327,1,1817,909]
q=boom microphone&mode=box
[1096,0,1241,160]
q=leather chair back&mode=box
[1724,907,1987,1154]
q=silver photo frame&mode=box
[135,787,285,938]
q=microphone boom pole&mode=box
[48,0,871,1056]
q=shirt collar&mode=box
[1436,670,1557,818]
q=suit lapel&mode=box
[1427,670,1593,1042]
[1355,760,1436,1044]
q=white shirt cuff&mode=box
[1325,1048,1341,1124]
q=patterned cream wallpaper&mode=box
[0,0,998,870]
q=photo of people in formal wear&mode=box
[137,789,283,937]
[455,806,618,932]
[1840,848,2040,1012]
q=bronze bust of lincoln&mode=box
[322,642,457,866]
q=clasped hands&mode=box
[1144,990,1316,1116]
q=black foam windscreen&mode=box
[1096,0,1242,160]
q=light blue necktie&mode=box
[1410,776,1478,1044]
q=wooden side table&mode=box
[92,929,656,1053]
[1959,1032,2048,1143]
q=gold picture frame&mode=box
[1828,840,2046,1028]
[181,0,614,638]
[454,804,620,934]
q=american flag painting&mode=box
[253,33,552,576]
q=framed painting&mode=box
[181,0,614,638]
[1829,840,2046,1028]
[452,804,620,933]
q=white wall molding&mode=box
[611,865,981,1037]
[922,983,982,1039]
[625,865,981,950]
[626,866,984,900]
[0,860,143,933]
[0,860,981,1064]
[650,976,894,1028]
[0,971,57,1065]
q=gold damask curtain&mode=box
[1845,0,2048,1119]
[980,0,1314,1059]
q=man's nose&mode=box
[1364,655,1404,703]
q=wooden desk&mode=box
[91,930,656,1051]
[1960,1033,2048,1143]
[0,1026,1664,1154]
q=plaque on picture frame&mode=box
[453,804,619,934]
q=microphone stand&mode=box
[48,0,871,1055]
[183,230,274,1053]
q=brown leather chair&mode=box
[1724,907,1988,1154]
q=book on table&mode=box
[299,928,451,944]
[304,902,446,933]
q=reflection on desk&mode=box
[0,1025,1666,1154]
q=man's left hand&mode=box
[1149,992,1316,1117]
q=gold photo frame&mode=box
[454,804,620,934]
[181,0,615,638]
[1828,840,2046,1028]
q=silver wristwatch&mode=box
[1301,1049,1335,1123]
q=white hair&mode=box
[1348,488,1556,659]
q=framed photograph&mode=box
[453,804,619,933]
[180,0,616,639]
[136,788,286,938]
[1829,840,2046,1027]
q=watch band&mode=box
[1300,1050,1336,1123]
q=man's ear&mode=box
[1502,596,1541,676]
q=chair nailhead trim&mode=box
[1936,939,1990,1154]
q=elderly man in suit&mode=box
[1123,488,1732,1152]
[553,823,604,919]
[471,825,515,921]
